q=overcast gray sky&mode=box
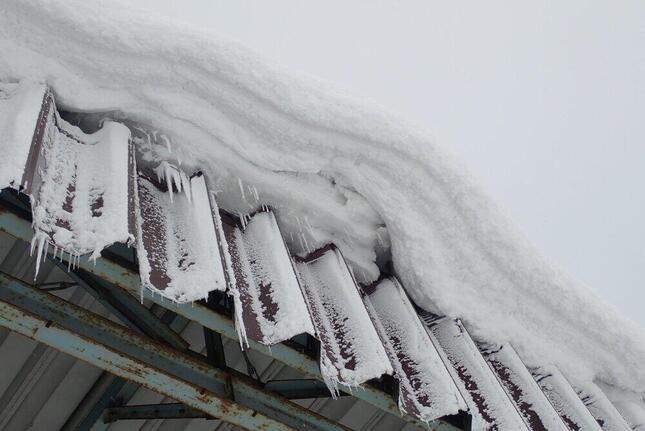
[133,0,645,327]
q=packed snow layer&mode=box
[1,0,645,395]
[0,82,46,190]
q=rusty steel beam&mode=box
[0,301,289,431]
[102,403,207,423]
[0,196,456,431]
[0,273,350,431]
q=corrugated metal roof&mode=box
[0,82,636,430]
[479,343,567,430]
[532,366,603,430]
[420,314,529,430]
[363,277,466,422]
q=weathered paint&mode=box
[103,403,206,422]
[0,201,457,431]
[53,262,188,350]
[0,300,290,431]
[0,274,350,431]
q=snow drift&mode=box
[0,0,644,395]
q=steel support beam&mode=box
[103,403,206,422]
[0,274,349,431]
[0,300,289,431]
[53,262,188,350]
[0,201,457,431]
[265,379,345,400]
[61,373,128,431]
[63,308,184,431]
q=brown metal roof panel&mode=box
[135,170,228,302]
[480,343,568,431]
[608,397,645,431]
[0,81,48,191]
[363,278,467,423]
[532,366,603,431]
[296,246,393,395]
[21,90,134,275]
[575,382,632,431]
[222,208,315,345]
[420,313,529,430]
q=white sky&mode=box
[134,0,645,327]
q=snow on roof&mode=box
[2,0,645,396]
[221,207,315,346]
[0,82,641,427]
[479,343,568,430]
[2,1,643,399]
[421,313,529,429]
[296,245,393,394]
[363,278,467,422]
[603,391,645,431]
[135,171,229,302]
[0,82,47,191]
[532,366,604,430]
[576,382,633,431]
[0,0,644,422]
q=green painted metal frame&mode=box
[0,273,350,431]
[0,300,288,430]
[0,203,458,431]
[103,403,206,422]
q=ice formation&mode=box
[0,0,644,399]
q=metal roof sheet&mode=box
[532,366,603,430]
[363,278,466,423]
[575,382,632,431]
[479,343,568,431]
[296,245,393,394]
[135,172,229,302]
[421,313,529,430]
[221,207,315,345]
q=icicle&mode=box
[301,232,311,254]
[161,134,172,153]
[237,178,246,201]
[154,161,184,203]
[252,186,259,201]
[30,232,47,280]
[180,170,192,205]
[375,230,383,246]
[232,289,249,349]
[297,232,306,252]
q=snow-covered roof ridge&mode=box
[1,0,644,396]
